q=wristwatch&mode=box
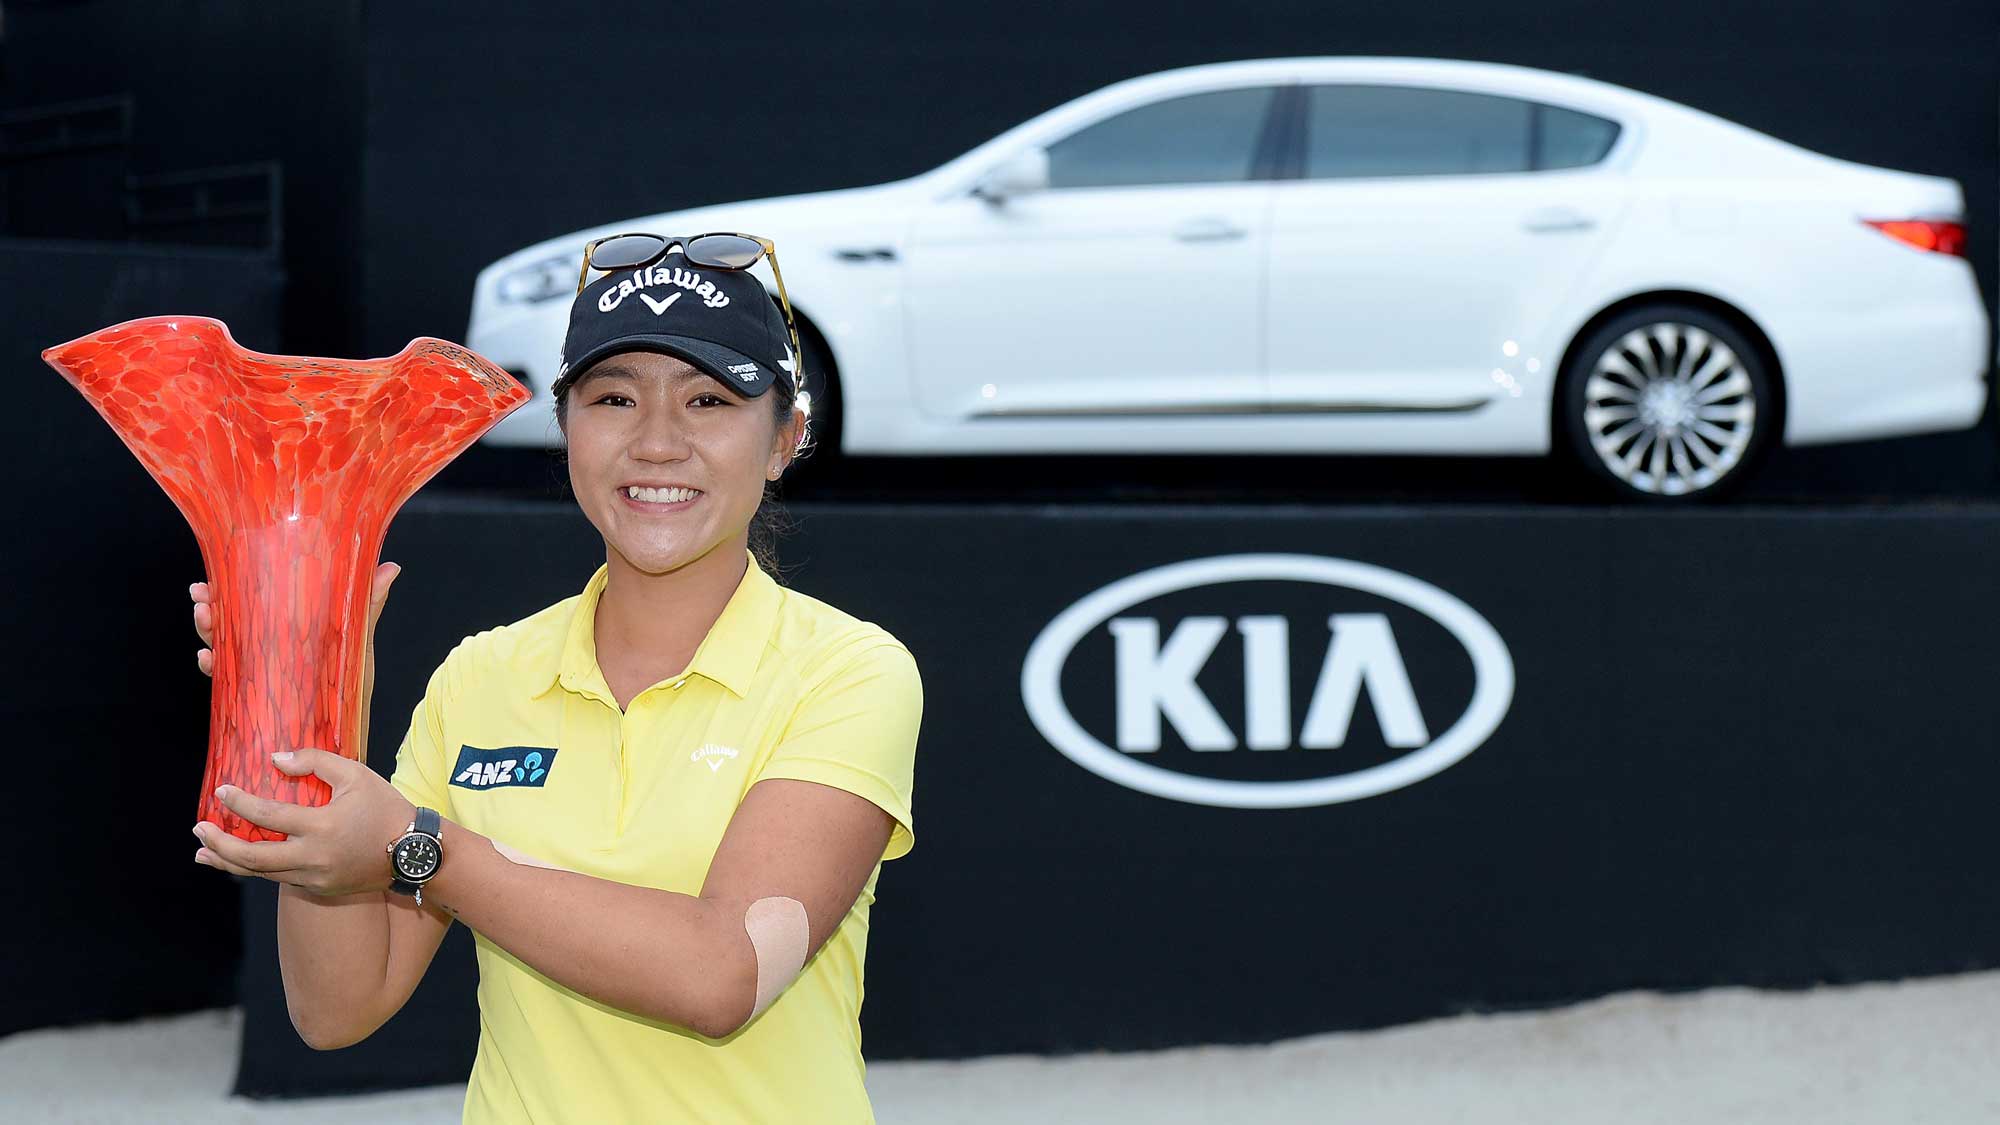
[386,806,444,906]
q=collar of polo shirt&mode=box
[533,549,785,704]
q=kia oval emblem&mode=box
[1021,554,1515,808]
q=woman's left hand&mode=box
[192,747,417,897]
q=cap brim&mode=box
[560,334,779,398]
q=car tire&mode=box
[1557,305,1777,503]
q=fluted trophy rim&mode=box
[43,313,521,393]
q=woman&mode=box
[187,238,922,1124]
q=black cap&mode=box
[554,251,796,399]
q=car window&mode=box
[1046,87,1279,189]
[1305,85,1531,178]
[1535,104,1622,170]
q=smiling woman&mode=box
[187,245,922,1125]
[556,353,800,580]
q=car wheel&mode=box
[1558,306,1775,502]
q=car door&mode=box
[904,84,1285,424]
[1264,84,1629,411]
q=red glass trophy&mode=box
[43,316,529,842]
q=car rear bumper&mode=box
[1780,286,1991,447]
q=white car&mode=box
[468,56,1990,500]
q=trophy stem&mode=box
[198,514,382,842]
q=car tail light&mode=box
[1863,219,1968,256]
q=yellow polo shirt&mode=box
[385,549,921,1125]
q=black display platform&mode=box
[223,496,2000,1095]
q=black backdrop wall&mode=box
[0,2,364,352]
[3,0,1994,361]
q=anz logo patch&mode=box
[449,745,558,791]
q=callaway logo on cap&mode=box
[555,250,796,398]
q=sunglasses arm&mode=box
[576,236,607,296]
[758,240,806,370]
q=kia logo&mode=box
[1021,554,1514,808]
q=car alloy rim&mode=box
[1582,323,1756,496]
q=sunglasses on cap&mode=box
[576,232,803,395]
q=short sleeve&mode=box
[387,651,456,814]
[756,640,922,862]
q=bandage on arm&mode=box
[743,897,811,1020]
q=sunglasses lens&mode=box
[685,234,764,269]
[590,234,669,271]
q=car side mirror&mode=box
[972,147,1049,203]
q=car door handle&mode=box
[1523,207,1597,234]
[1172,216,1247,242]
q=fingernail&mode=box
[192,825,204,842]
[215,785,230,800]
[272,751,294,762]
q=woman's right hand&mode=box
[191,562,403,722]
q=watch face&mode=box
[394,835,440,881]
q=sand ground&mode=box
[4,971,1996,1123]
